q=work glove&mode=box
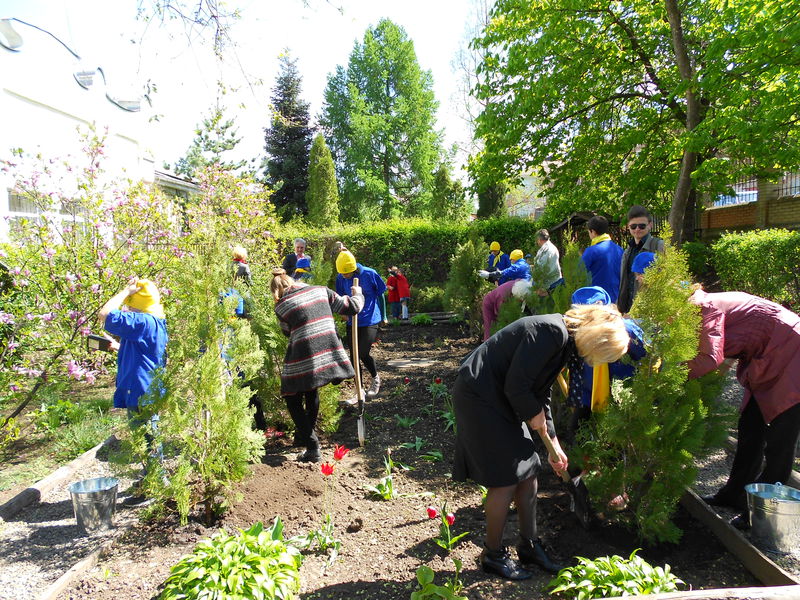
[477,270,490,279]
[487,271,501,283]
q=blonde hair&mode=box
[232,245,248,262]
[270,268,295,301]
[563,304,629,367]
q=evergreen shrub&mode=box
[414,286,445,313]
[444,229,492,337]
[712,229,800,310]
[681,241,712,279]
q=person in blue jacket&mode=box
[482,249,531,285]
[565,286,646,440]
[335,250,387,399]
[487,241,512,274]
[99,278,168,501]
[581,216,624,303]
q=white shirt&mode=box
[535,240,563,287]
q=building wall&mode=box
[1,25,154,241]
[700,195,800,240]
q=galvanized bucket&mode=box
[745,482,800,553]
[68,477,119,535]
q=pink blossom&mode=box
[11,267,21,275]
[43,247,56,258]
[25,313,35,320]
[42,312,55,322]
[9,384,19,392]
[0,312,14,325]
[7,342,19,351]
[80,326,91,336]
[84,371,97,385]
[90,284,101,294]
[65,272,76,282]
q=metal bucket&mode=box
[68,477,119,535]
[745,482,800,553]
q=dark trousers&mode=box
[345,324,379,379]
[285,390,320,450]
[719,398,800,508]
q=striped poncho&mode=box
[274,285,364,395]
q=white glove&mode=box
[478,270,490,279]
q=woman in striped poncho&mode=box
[271,269,364,462]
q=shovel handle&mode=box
[535,426,570,483]
[557,373,569,398]
[351,277,361,389]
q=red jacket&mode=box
[387,273,410,302]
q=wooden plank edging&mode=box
[37,538,115,600]
[680,488,800,586]
[0,434,117,522]
[606,584,800,600]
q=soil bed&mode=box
[59,322,761,600]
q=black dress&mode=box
[452,315,573,488]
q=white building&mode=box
[0,17,159,241]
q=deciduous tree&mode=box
[472,0,800,241]
[320,19,444,220]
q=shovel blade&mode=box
[357,416,365,447]
[566,477,593,529]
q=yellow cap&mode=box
[510,249,524,261]
[336,250,357,274]
[490,241,500,252]
[123,279,165,319]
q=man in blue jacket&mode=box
[335,250,387,398]
[581,216,624,303]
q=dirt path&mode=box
[56,322,759,600]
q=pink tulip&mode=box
[446,513,455,526]
[427,506,439,520]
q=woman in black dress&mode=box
[453,305,630,580]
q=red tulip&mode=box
[446,513,455,526]
[320,463,335,476]
[435,377,442,384]
[403,376,410,384]
[333,445,350,461]
[427,506,439,519]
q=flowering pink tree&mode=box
[0,130,179,427]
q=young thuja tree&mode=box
[550,236,591,314]
[578,237,729,543]
[0,131,179,428]
[444,229,491,337]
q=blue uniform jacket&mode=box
[105,311,168,410]
[577,318,646,408]
[487,252,511,272]
[336,264,386,327]
[498,258,531,285]
[582,240,624,303]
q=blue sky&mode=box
[3,0,476,174]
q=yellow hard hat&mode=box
[510,249,524,261]
[123,279,165,319]
[490,241,501,252]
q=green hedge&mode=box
[275,217,542,287]
[712,229,800,310]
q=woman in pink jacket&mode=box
[688,287,800,528]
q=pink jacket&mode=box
[688,290,800,423]
[482,280,516,341]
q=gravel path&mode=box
[0,450,142,600]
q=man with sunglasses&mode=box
[617,205,664,314]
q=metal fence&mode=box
[780,172,800,198]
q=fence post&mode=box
[756,173,780,228]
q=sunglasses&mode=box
[629,223,649,230]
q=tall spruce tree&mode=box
[264,53,312,219]
[306,134,340,227]
[320,19,444,221]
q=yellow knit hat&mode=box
[510,249,524,261]
[123,279,165,319]
[336,250,357,274]
[490,241,501,252]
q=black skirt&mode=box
[452,375,542,487]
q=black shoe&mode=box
[517,537,564,574]
[292,435,307,448]
[480,546,533,580]
[122,492,154,507]
[702,493,746,511]
[298,448,321,463]
[730,512,750,530]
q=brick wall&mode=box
[700,195,800,240]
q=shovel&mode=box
[535,425,592,529]
[350,278,365,447]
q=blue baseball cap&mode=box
[632,251,656,274]
[571,286,611,306]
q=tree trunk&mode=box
[665,0,701,245]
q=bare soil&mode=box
[59,322,759,600]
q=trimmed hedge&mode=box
[275,217,542,287]
[712,229,800,311]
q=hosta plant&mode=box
[410,313,433,326]
[547,550,685,599]
[159,519,302,600]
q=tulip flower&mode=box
[446,513,455,526]
[321,463,335,476]
[435,377,442,384]
[403,376,410,384]
[427,506,439,519]
[333,445,350,461]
